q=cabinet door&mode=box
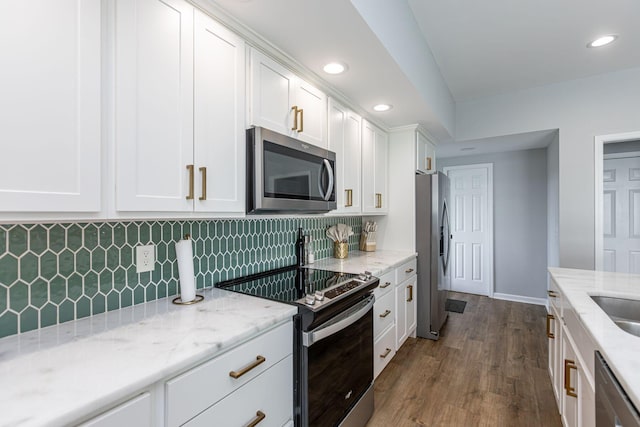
[80,393,151,427]
[416,131,436,174]
[548,305,562,405]
[395,282,407,350]
[344,111,362,213]
[362,120,388,214]
[115,0,194,212]
[406,279,417,334]
[328,99,361,214]
[0,0,101,212]
[294,80,327,148]
[249,49,296,136]
[561,329,579,427]
[193,11,245,213]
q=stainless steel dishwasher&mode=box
[595,351,640,426]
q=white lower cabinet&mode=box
[374,325,396,379]
[374,286,395,338]
[166,322,292,426]
[548,278,596,427]
[80,393,152,427]
[395,276,417,350]
[184,356,293,427]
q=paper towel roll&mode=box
[175,237,196,302]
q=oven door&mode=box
[248,127,336,213]
[303,295,374,427]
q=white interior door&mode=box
[603,154,640,273]
[444,165,493,296]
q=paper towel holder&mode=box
[172,233,204,305]
[172,294,204,305]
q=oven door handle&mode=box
[302,295,375,347]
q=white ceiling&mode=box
[207,0,640,154]
[437,129,558,158]
[408,0,640,101]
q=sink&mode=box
[591,295,640,337]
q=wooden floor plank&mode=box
[367,292,562,427]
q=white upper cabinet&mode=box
[115,0,194,212]
[0,0,101,213]
[249,49,327,148]
[193,11,245,213]
[328,98,362,214]
[362,120,389,214]
[115,0,245,214]
[416,131,437,174]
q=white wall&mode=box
[439,148,549,299]
[350,0,455,140]
[456,67,640,269]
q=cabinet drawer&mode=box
[184,355,293,427]
[374,289,395,339]
[396,259,417,284]
[564,306,597,386]
[166,322,292,427]
[80,393,151,427]
[373,270,395,299]
[374,325,395,379]
[548,278,562,313]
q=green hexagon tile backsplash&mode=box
[0,217,362,338]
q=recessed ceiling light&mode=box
[461,147,476,151]
[587,35,618,48]
[373,104,392,112]
[323,62,347,75]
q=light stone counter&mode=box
[548,267,640,409]
[0,288,297,427]
[309,250,417,276]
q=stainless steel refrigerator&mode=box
[415,172,451,340]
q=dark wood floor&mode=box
[367,292,562,427]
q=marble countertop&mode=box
[308,250,416,276]
[0,288,297,427]
[548,267,640,408]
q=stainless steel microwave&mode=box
[247,127,337,213]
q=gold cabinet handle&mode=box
[405,268,414,274]
[375,193,382,208]
[380,348,392,358]
[426,157,432,171]
[247,410,266,427]
[199,167,207,201]
[229,355,266,379]
[379,309,391,318]
[345,189,353,207]
[186,164,195,200]
[546,314,555,339]
[291,105,298,131]
[564,359,578,397]
[379,281,391,289]
[548,290,558,298]
[298,108,304,132]
[407,284,413,302]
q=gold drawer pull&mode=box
[247,410,266,427]
[548,290,558,298]
[291,106,299,131]
[380,348,392,358]
[564,359,578,398]
[186,164,194,200]
[546,314,555,339]
[199,167,207,201]
[405,268,414,274]
[229,355,266,379]
[379,309,391,318]
[379,281,391,289]
[407,285,413,302]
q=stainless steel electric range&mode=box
[217,266,379,427]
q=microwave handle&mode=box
[322,159,334,201]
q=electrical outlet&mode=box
[136,244,155,273]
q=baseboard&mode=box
[492,293,547,306]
